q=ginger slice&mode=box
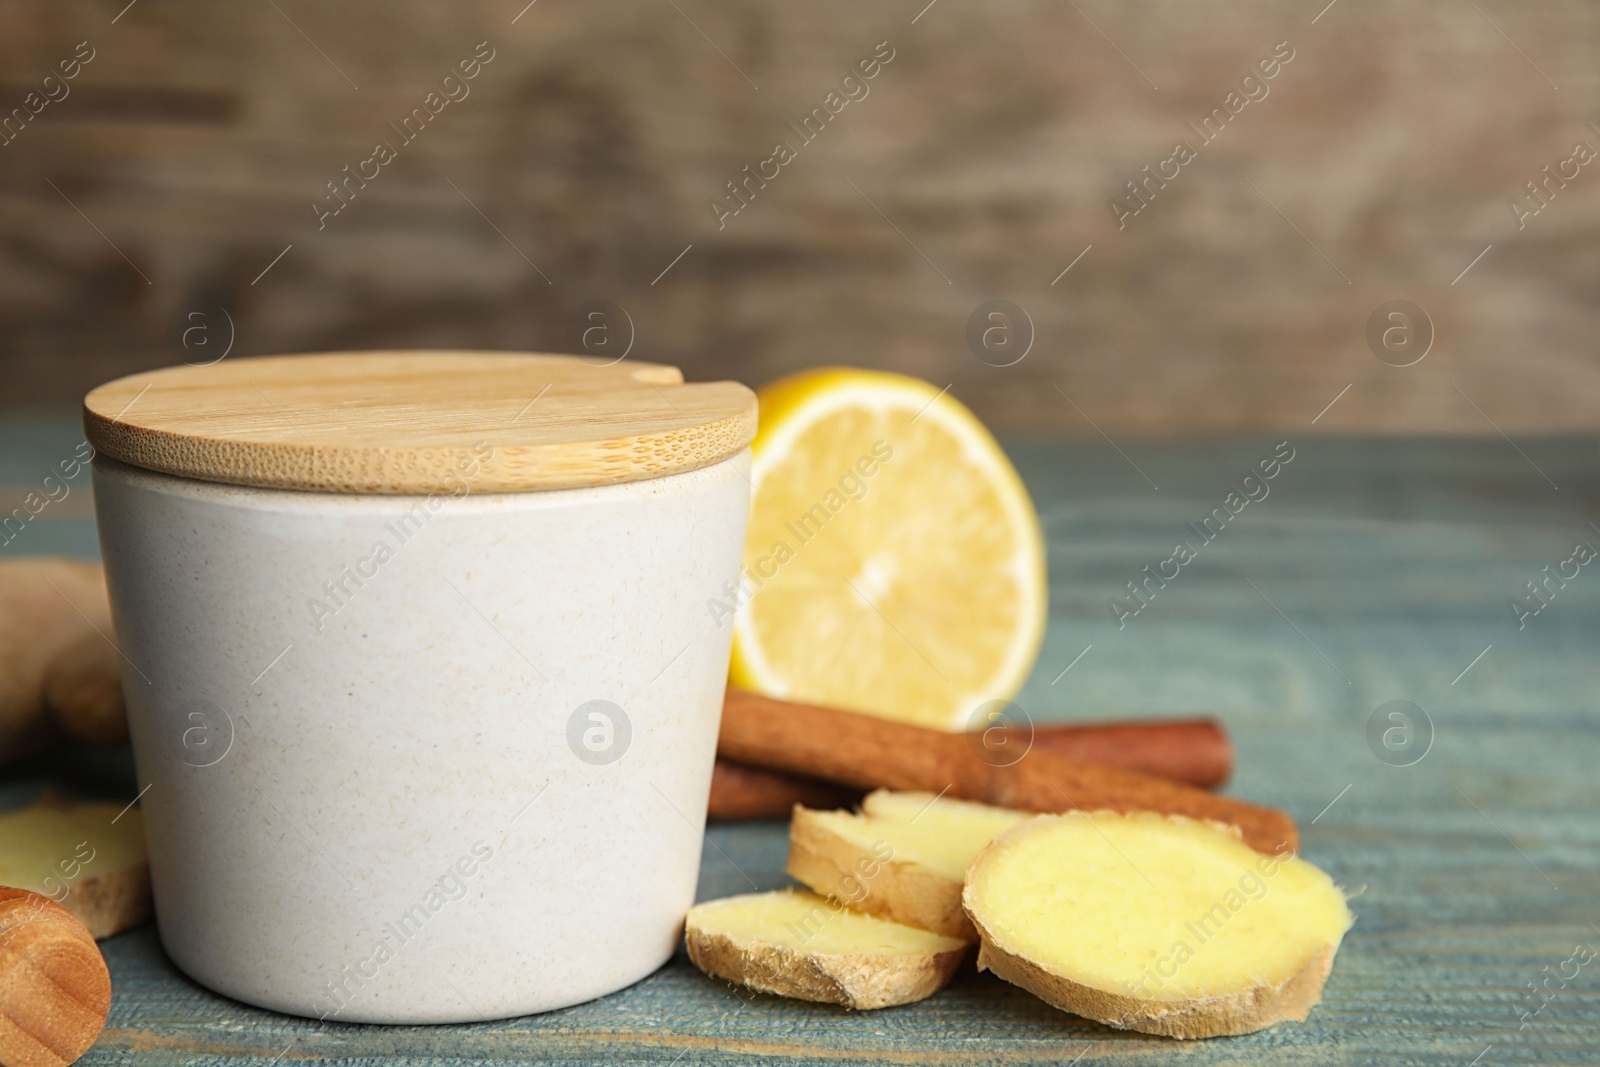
[0,558,121,762]
[684,889,967,1009]
[963,811,1353,1039]
[787,790,1029,940]
[0,796,151,939]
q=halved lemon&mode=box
[728,369,1047,730]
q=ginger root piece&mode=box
[0,559,126,762]
[788,790,1028,940]
[964,812,1353,1039]
[0,796,151,940]
[40,630,127,749]
[0,888,112,1067]
[684,889,967,1010]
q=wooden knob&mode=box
[0,888,111,1067]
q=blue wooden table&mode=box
[4,413,1596,1065]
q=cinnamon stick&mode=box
[718,688,1296,855]
[708,760,858,820]
[708,709,1231,820]
[1024,717,1231,787]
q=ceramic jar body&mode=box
[92,452,750,1023]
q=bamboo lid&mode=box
[83,351,757,495]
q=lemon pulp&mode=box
[729,368,1046,729]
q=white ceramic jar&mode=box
[84,352,756,1023]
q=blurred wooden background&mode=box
[2,0,1597,434]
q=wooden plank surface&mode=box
[4,1,1600,437]
[3,416,1597,1064]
